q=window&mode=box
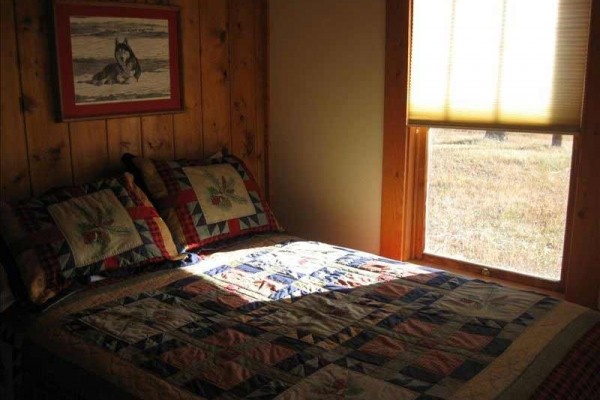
[381,0,594,292]
[424,128,573,281]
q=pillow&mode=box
[0,263,15,312]
[0,173,179,304]
[123,154,281,252]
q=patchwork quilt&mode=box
[20,235,600,399]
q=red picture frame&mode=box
[53,1,182,120]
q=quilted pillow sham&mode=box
[0,173,179,304]
[123,153,281,252]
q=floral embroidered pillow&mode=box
[0,173,179,304]
[123,154,281,252]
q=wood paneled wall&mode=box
[0,0,268,201]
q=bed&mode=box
[3,233,599,400]
[1,154,598,400]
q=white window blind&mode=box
[408,0,591,132]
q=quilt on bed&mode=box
[22,235,600,399]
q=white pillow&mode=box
[0,263,15,312]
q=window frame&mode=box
[380,0,597,296]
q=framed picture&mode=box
[52,1,182,120]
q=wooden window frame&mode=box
[381,0,600,304]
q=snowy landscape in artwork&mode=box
[69,16,171,105]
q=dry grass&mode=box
[425,129,573,280]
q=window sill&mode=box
[409,253,564,299]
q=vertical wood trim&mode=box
[401,128,417,257]
[229,0,259,179]
[264,0,271,203]
[227,0,233,155]
[411,127,428,258]
[0,0,31,201]
[559,131,581,293]
[565,0,600,309]
[380,0,412,259]
[201,0,232,157]
[15,0,72,195]
[398,127,428,259]
[69,120,108,184]
[141,114,175,160]
[254,0,267,192]
[172,0,204,159]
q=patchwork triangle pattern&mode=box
[240,214,261,229]
[206,221,228,236]
[188,202,206,227]
[249,191,261,203]
[54,241,76,277]
[177,178,192,190]
[134,333,172,351]
[134,221,155,245]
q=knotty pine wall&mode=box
[0,0,268,201]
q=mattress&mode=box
[8,234,600,399]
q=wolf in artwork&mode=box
[91,38,142,85]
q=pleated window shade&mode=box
[408,0,592,132]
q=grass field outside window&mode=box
[425,128,573,281]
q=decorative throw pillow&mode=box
[0,173,179,304]
[123,154,281,252]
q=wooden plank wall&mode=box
[0,0,268,201]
